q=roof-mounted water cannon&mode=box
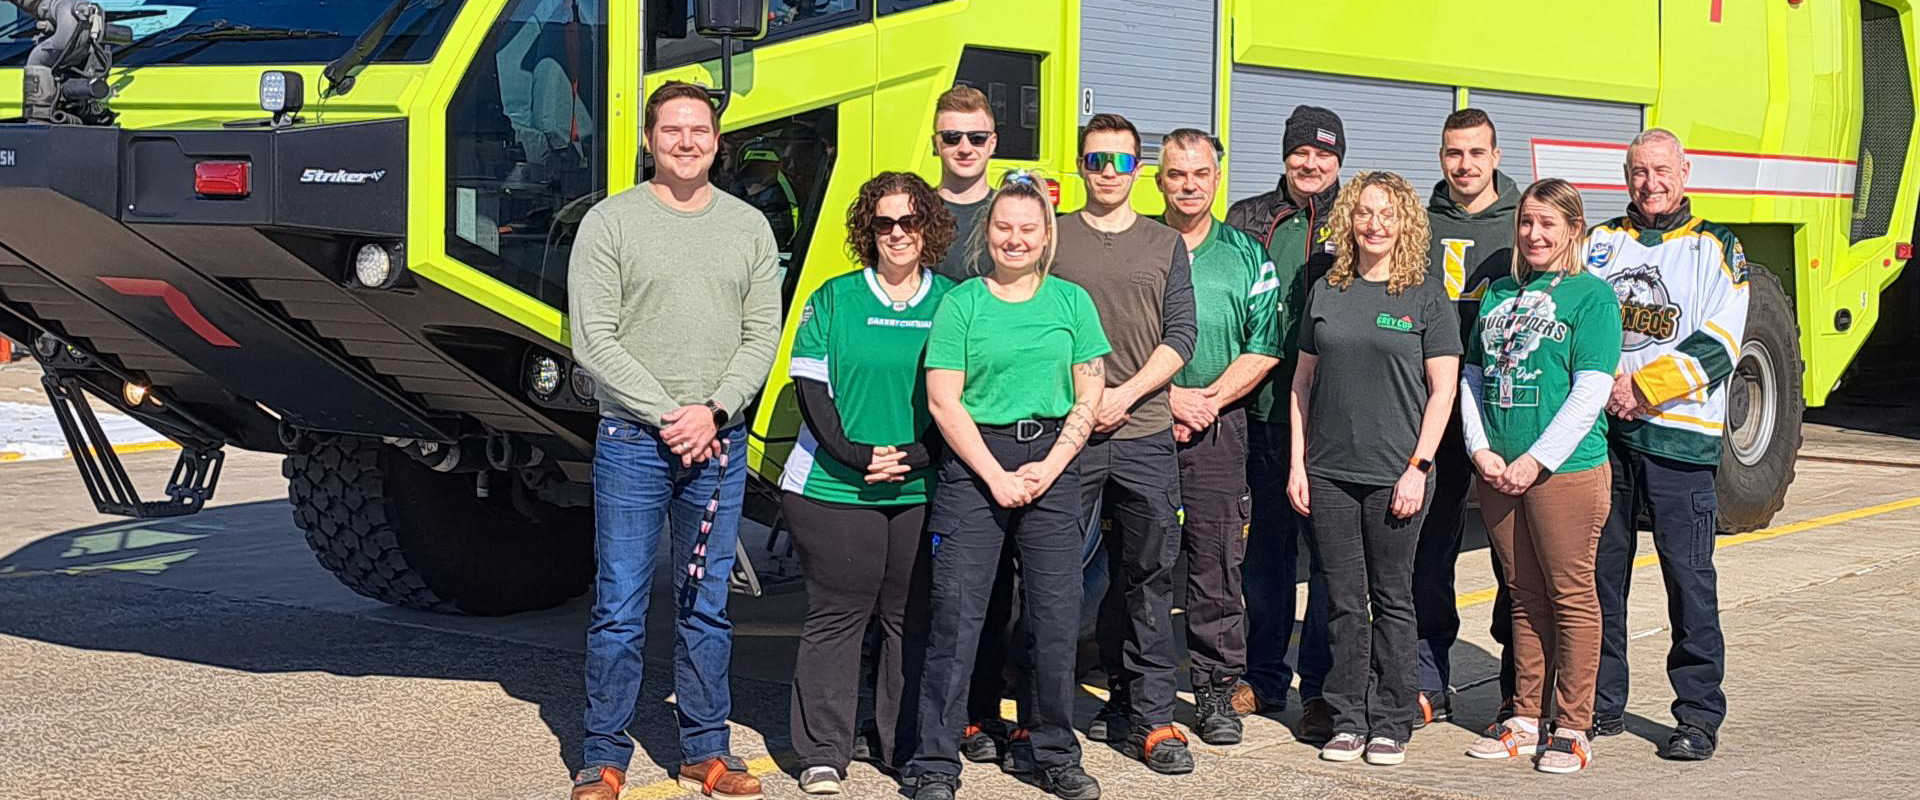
[5,0,133,125]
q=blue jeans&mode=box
[583,417,748,770]
[1242,419,1331,705]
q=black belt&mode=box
[980,418,1063,443]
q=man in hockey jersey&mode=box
[1585,128,1746,762]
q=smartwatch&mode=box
[1409,455,1434,474]
[705,400,729,427]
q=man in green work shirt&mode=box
[1156,129,1281,746]
[1223,104,1343,740]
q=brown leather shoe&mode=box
[570,766,624,800]
[678,755,764,800]
[1228,681,1265,716]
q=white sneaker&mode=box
[1364,736,1407,766]
[799,766,843,795]
[1320,732,1367,762]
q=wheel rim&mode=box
[1728,340,1777,467]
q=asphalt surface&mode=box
[3,356,1919,800]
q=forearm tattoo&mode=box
[1057,400,1096,452]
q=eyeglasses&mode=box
[1350,208,1401,226]
[1082,151,1139,174]
[937,130,993,147]
[870,214,923,235]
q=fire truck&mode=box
[0,0,1909,614]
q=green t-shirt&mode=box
[924,276,1111,425]
[1173,221,1282,389]
[1466,271,1623,473]
[782,268,954,505]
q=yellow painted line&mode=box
[0,440,179,465]
[619,755,781,800]
[1456,494,1920,609]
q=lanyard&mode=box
[1493,272,1565,409]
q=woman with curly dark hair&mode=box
[781,170,957,794]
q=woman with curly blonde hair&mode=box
[1286,171,1461,766]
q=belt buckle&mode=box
[1014,419,1044,443]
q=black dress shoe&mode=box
[1589,715,1626,738]
[1659,723,1717,761]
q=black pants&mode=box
[1086,429,1183,728]
[965,547,1019,727]
[1178,407,1252,686]
[1411,418,1477,695]
[1312,474,1429,742]
[912,424,1084,777]
[1242,419,1331,704]
[1594,441,1727,732]
[783,494,927,771]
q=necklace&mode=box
[878,268,922,309]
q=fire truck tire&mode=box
[285,435,593,615]
[1715,267,1803,533]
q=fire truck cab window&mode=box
[444,0,609,311]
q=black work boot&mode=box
[1086,683,1131,743]
[1193,678,1245,745]
[1122,724,1195,774]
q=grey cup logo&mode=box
[1611,264,1681,352]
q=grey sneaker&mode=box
[798,766,843,795]
[1320,732,1367,762]
[1363,736,1406,766]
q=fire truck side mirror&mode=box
[695,0,769,41]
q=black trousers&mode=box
[1243,419,1331,704]
[1086,429,1183,728]
[965,547,1019,727]
[1178,406,1252,686]
[1312,473,1430,741]
[1594,441,1728,732]
[912,425,1084,777]
[1411,418,1478,695]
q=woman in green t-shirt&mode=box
[780,171,957,793]
[1458,178,1622,773]
[906,171,1109,800]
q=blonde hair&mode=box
[1510,178,1591,282]
[1325,171,1430,296]
[963,169,1059,278]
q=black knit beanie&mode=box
[1282,105,1346,163]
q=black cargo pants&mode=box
[1086,428,1183,729]
[1178,406,1252,687]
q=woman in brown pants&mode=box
[1457,179,1621,773]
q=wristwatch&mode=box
[1409,455,1434,474]
[705,400,729,427]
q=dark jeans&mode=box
[1412,418,1473,695]
[1311,473,1429,742]
[583,419,749,770]
[1085,430,1183,727]
[912,424,1084,777]
[1242,419,1330,705]
[1178,407,1252,687]
[783,494,926,771]
[1595,441,1728,732]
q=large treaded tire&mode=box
[285,435,593,615]
[1716,267,1804,533]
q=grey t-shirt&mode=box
[934,195,992,282]
[1297,274,1462,485]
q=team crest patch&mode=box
[1317,128,1339,146]
[1611,264,1683,352]
[799,301,815,325]
[1730,241,1750,282]
[1587,241,1615,269]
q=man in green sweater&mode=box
[1414,108,1523,727]
[567,81,781,800]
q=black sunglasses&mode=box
[937,129,993,147]
[870,214,924,234]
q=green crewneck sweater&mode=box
[566,182,782,428]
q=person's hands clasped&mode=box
[1094,386,1137,433]
[1606,373,1649,421]
[985,468,1033,509]
[1169,386,1219,432]
[1391,466,1429,519]
[1492,453,1543,496]
[660,404,719,467]
[1470,449,1509,486]
[1014,460,1065,500]
[865,446,911,484]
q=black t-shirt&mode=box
[934,195,993,282]
[1297,274,1462,485]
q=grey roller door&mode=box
[1081,0,1214,157]
[1472,90,1642,223]
[1228,66,1455,204]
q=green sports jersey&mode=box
[782,268,954,505]
[1466,271,1623,473]
[924,276,1111,426]
[1172,220,1282,389]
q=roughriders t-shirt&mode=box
[1298,275,1461,485]
[1465,271,1622,473]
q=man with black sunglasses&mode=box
[1052,112,1198,776]
[931,85,998,282]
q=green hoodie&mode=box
[1426,170,1521,347]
